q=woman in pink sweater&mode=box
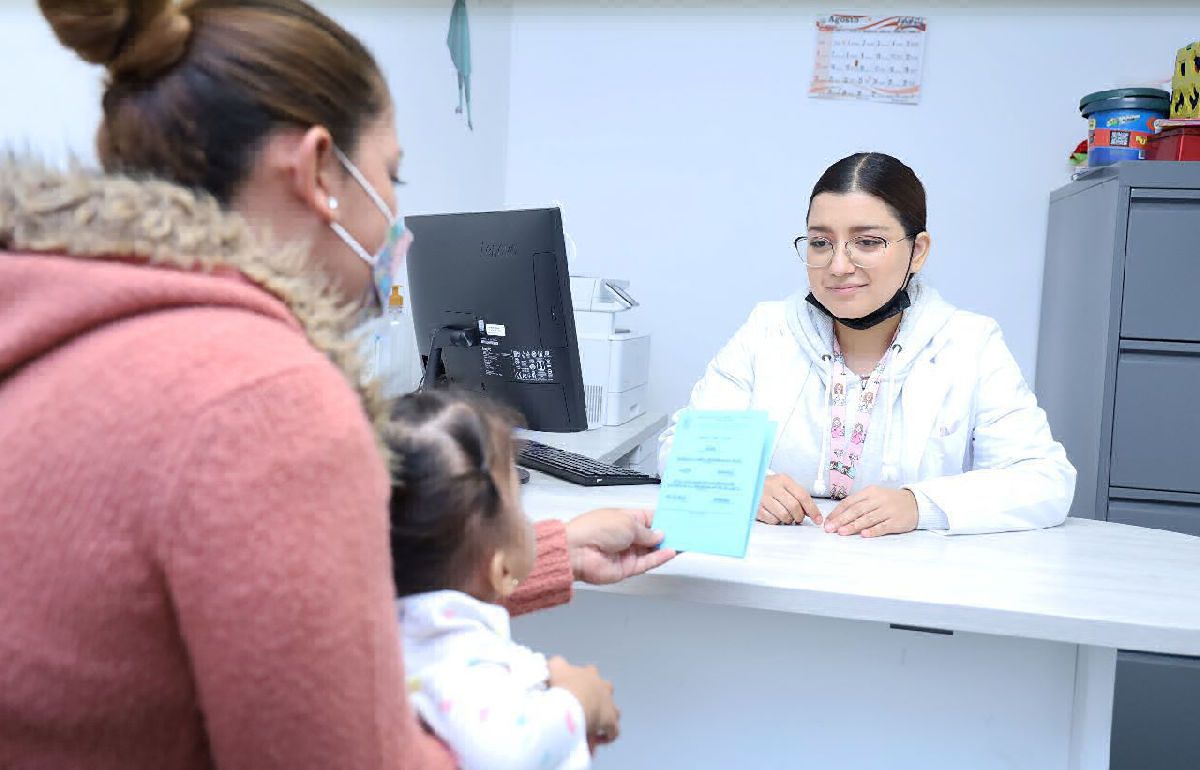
[0,1,673,768]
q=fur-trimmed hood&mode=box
[0,155,388,450]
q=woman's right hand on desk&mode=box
[548,656,620,750]
[757,474,824,526]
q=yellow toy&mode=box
[1172,42,1200,119]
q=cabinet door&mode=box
[1109,345,1200,496]
[1121,189,1200,343]
[1109,497,1200,536]
[1110,651,1200,770]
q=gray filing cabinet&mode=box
[1036,162,1200,769]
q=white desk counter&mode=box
[513,472,1200,770]
[516,412,667,467]
[521,474,1200,656]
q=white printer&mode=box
[569,276,651,428]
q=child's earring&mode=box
[328,197,339,212]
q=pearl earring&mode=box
[328,197,339,211]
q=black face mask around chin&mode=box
[805,277,913,331]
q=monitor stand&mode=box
[421,325,482,390]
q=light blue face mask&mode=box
[329,146,410,313]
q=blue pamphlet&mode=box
[655,410,776,558]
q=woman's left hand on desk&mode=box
[566,508,677,585]
[824,487,919,538]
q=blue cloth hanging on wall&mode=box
[448,0,472,130]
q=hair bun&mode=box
[39,0,191,80]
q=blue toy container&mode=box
[1080,88,1170,166]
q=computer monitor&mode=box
[405,207,589,433]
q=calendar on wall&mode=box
[809,15,928,105]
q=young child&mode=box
[385,391,618,770]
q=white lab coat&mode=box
[658,277,1076,535]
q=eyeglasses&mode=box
[794,234,914,269]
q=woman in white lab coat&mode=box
[659,152,1076,537]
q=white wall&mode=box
[335,1,514,215]
[0,1,514,215]
[0,8,103,165]
[504,2,1200,415]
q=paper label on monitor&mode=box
[485,323,507,337]
[481,345,503,377]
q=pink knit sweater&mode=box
[0,251,573,769]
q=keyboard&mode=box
[517,440,661,487]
